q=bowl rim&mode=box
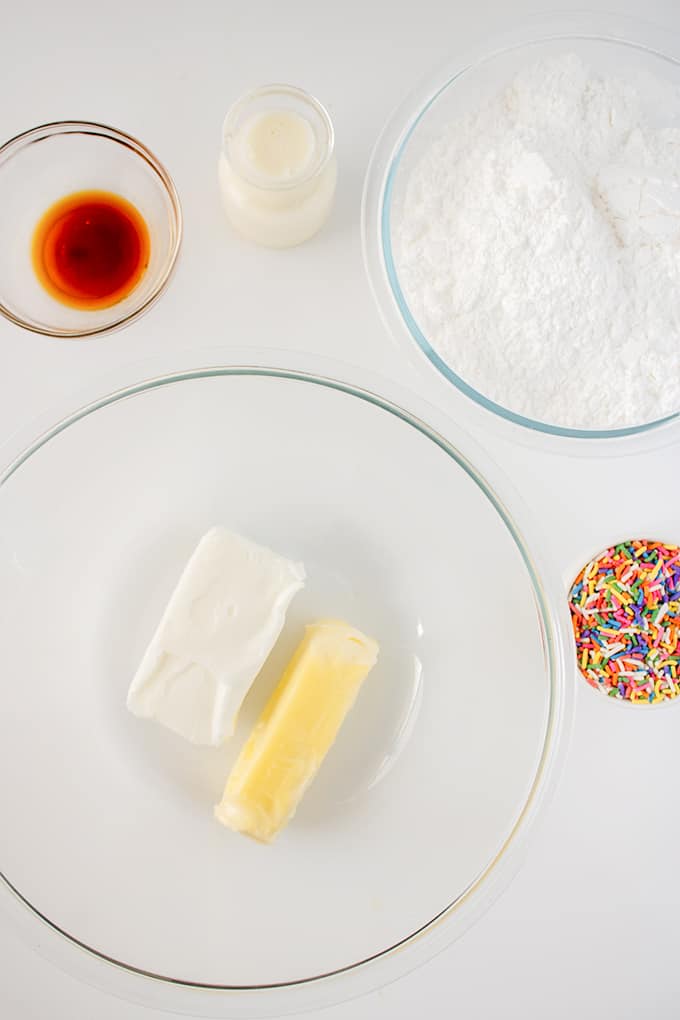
[0,119,182,339]
[0,348,573,1016]
[361,11,680,442]
[221,83,335,191]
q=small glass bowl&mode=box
[0,121,182,338]
[362,14,680,443]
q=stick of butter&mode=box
[127,527,305,746]
[214,619,379,842]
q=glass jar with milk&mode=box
[219,84,337,248]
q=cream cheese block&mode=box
[127,527,306,746]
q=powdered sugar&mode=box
[393,55,680,430]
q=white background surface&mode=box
[1,1,680,1017]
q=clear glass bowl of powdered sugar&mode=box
[363,13,680,440]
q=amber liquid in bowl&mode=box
[32,190,150,310]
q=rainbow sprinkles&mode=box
[569,539,680,705]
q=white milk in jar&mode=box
[219,85,336,248]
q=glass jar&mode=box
[218,84,337,248]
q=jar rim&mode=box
[221,83,335,192]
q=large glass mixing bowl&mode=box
[0,353,570,1015]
